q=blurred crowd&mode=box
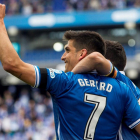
[0,86,55,140]
[0,0,140,15]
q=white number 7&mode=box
[84,93,106,140]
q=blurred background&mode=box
[0,0,140,139]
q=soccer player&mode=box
[0,4,140,140]
[72,40,140,139]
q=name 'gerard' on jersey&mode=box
[78,79,113,92]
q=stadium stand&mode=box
[0,0,140,139]
[0,86,55,140]
[1,0,140,15]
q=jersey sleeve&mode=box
[105,62,140,100]
[124,86,140,129]
[103,61,117,78]
[115,68,140,100]
[33,66,70,97]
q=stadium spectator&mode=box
[1,0,140,15]
[0,87,55,140]
[134,0,140,8]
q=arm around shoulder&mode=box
[134,123,140,134]
[88,52,111,75]
[72,52,111,75]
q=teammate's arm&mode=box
[135,124,140,134]
[0,4,35,86]
[72,52,111,75]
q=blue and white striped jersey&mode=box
[34,66,140,140]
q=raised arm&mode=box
[0,4,35,86]
[72,52,112,75]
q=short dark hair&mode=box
[105,40,126,71]
[63,30,106,56]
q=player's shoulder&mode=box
[116,68,130,83]
[117,80,135,99]
[46,68,74,83]
[100,74,123,85]
[102,75,130,92]
[91,73,127,89]
[47,68,68,77]
[116,69,140,94]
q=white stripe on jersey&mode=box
[58,122,60,140]
[34,66,40,88]
[117,125,123,140]
[120,71,125,75]
[129,119,140,129]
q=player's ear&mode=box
[79,49,88,61]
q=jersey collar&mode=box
[120,71,125,75]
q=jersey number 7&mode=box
[84,93,106,140]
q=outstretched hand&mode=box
[0,4,6,19]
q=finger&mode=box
[2,4,6,10]
[0,4,6,18]
[2,4,6,17]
